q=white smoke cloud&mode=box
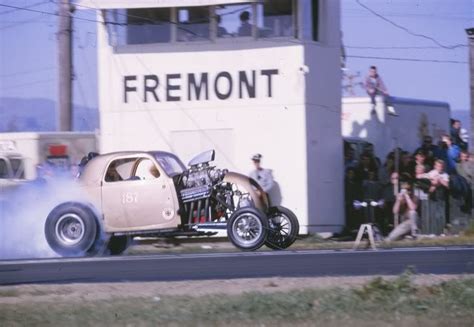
[0,177,93,260]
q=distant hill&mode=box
[0,97,99,132]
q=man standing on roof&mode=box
[249,154,274,195]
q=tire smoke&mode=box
[0,177,91,260]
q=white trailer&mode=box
[342,96,450,160]
[0,132,98,180]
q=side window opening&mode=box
[0,159,9,179]
[134,158,161,180]
[177,6,211,42]
[105,158,135,182]
[257,0,295,38]
[10,158,25,179]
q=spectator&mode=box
[379,171,399,234]
[364,66,396,115]
[356,152,378,181]
[425,159,450,193]
[399,151,414,178]
[363,143,381,168]
[414,135,438,167]
[456,150,474,185]
[414,150,431,176]
[238,11,252,37]
[386,178,419,241]
[345,167,363,230]
[379,153,395,184]
[413,165,431,203]
[440,134,460,175]
[415,164,428,180]
[364,66,388,107]
[450,119,467,150]
[362,170,382,201]
[344,143,358,170]
[455,150,474,212]
[249,153,274,194]
[424,159,449,234]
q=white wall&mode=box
[303,0,344,232]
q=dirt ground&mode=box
[1,274,471,304]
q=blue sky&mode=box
[0,0,472,113]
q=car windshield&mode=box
[152,152,186,176]
[10,158,25,179]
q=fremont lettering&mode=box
[123,69,279,103]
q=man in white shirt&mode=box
[423,159,450,193]
[249,154,274,194]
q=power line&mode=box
[347,55,467,64]
[355,0,467,50]
[0,3,117,25]
[0,14,54,31]
[0,0,49,15]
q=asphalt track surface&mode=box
[0,247,473,285]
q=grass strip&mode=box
[1,273,474,326]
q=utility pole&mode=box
[466,28,474,152]
[58,0,73,131]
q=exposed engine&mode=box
[177,150,251,225]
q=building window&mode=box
[177,6,211,42]
[126,8,172,44]
[104,2,298,46]
[215,4,253,38]
[312,0,319,41]
[257,0,295,38]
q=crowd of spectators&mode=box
[344,119,471,238]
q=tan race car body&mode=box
[77,151,267,234]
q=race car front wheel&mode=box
[45,202,98,257]
[227,207,268,251]
[265,206,299,250]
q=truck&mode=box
[0,132,98,183]
[342,96,451,161]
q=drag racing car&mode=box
[44,150,299,256]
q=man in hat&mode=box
[249,154,274,194]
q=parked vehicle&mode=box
[342,96,450,160]
[44,150,299,256]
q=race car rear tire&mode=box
[227,207,268,251]
[265,206,299,250]
[45,202,98,257]
[108,235,131,255]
